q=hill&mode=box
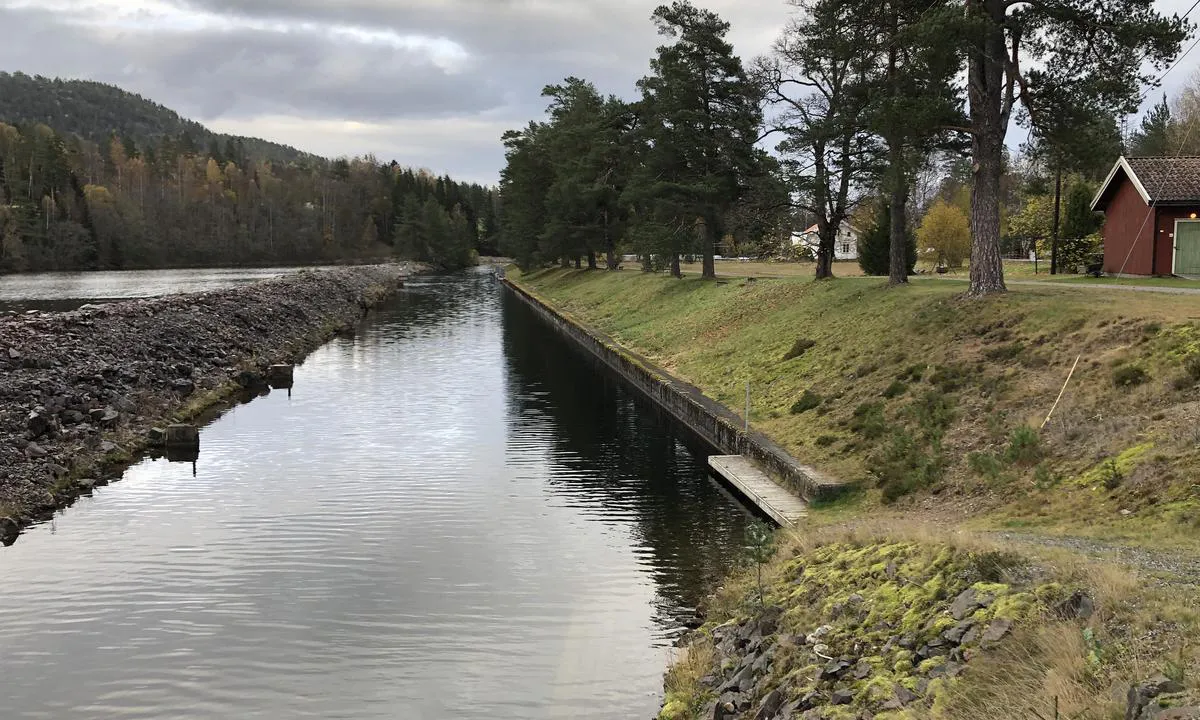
[0,72,313,165]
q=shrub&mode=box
[930,364,970,392]
[783,338,816,361]
[872,429,945,503]
[858,200,917,276]
[969,452,1004,480]
[1185,354,1200,381]
[1033,463,1059,489]
[1103,459,1124,490]
[984,342,1025,362]
[855,363,879,378]
[882,380,908,399]
[791,390,823,414]
[815,434,837,447]
[1112,364,1148,387]
[897,364,926,382]
[910,390,955,438]
[850,402,888,439]
[1171,373,1195,392]
[1004,426,1043,465]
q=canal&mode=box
[0,270,753,719]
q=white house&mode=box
[791,221,860,261]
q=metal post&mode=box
[745,381,751,433]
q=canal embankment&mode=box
[507,267,1200,718]
[0,263,420,544]
[502,277,848,505]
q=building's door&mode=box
[1175,220,1200,276]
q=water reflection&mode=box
[0,270,750,719]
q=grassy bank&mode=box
[512,268,1200,551]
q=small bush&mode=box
[1103,459,1124,490]
[984,342,1025,362]
[882,380,908,399]
[1033,463,1060,489]
[1171,373,1195,392]
[910,390,955,437]
[850,402,888,439]
[930,364,970,392]
[791,390,823,414]
[815,434,837,447]
[1143,322,1162,336]
[969,452,1004,480]
[897,364,926,382]
[1185,354,1200,380]
[1112,364,1148,387]
[783,338,816,361]
[966,550,1024,583]
[1004,426,1043,465]
[855,363,879,378]
[872,429,945,503]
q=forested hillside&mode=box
[0,74,498,273]
[0,72,309,165]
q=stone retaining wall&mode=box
[503,278,849,504]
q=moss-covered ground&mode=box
[660,526,1200,719]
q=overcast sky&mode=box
[0,0,1197,185]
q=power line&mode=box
[1137,0,1200,102]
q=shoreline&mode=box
[0,263,422,546]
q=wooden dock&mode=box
[708,455,807,528]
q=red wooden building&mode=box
[1090,156,1200,277]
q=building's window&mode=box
[841,243,851,255]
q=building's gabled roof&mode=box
[1092,156,1200,211]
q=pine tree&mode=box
[1131,95,1173,157]
[859,201,916,276]
[628,1,763,279]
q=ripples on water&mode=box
[0,271,753,719]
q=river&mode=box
[0,270,753,719]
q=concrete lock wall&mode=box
[503,279,848,501]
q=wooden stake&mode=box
[1042,355,1081,430]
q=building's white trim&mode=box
[1091,156,1152,211]
[1172,218,1200,275]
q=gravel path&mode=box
[994,531,1200,586]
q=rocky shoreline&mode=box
[0,263,419,545]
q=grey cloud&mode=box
[0,5,506,123]
[0,0,794,181]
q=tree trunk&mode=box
[886,8,908,287]
[1051,163,1062,275]
[889,178,909,285]
[702,216,719,279]
[966,0,1008,296]
[574,256,582,269]
[888,140,909,285]
[815,227,835,279]
[560,255,570,269]
[670,253,682,278]
[604,211,618,270]
[587,250,597,270]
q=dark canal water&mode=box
[0,271,753,719]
